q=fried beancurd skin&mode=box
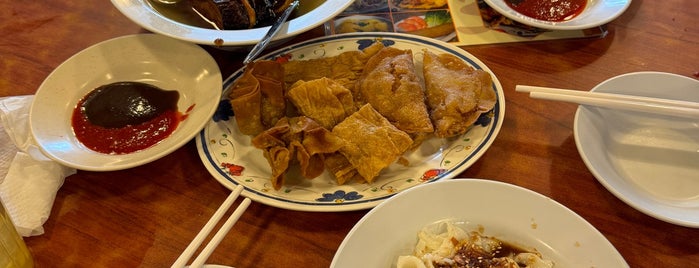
[332,104,413,183]
[252,116,344,190]
[228,60,286,136]
[422,50,497,138]
[281,41,385,91]
[286,77,358,130]
[354,47,434,136]
[323,152,363,185]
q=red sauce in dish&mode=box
[505,0,587,22]
[71,81,187,154]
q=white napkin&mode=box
[0,95,76,237]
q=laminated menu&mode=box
[324,0,607,46]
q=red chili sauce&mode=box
[71,81,186,154]
[505,0,587,22]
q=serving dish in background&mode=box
[111,0,353,48]
[482,0,632,30]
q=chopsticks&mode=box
[516,85,699,119]
[172,185,252,268]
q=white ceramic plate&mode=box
[111,0,353,47]
[30,34,222,171]
[574,72,699,228]
[195,33,505,212]
[330,179,628,267]
[483,0,631,30]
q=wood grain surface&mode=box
[1,0,697,267]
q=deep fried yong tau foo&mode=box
[281,41,385,90]
[286,77,357,130]
[228,60,286,136]
[354,47,434,139]
[251,116,344,190]
[228,43,498,190]
[331,104,413,183]
[422,50,496,138]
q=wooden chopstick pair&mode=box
[516,85,699,119]
[172,185,251,268]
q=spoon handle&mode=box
[243,0,300,65]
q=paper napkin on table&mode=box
[0,95,76,237]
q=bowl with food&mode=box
[111,0,354,47]
[30,34,222,171]
[482,0,631,30]
[330,179,628,267]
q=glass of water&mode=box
[0,200,33,268]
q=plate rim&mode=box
[573,71,699,228]
[195,32,505,212]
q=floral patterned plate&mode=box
[195,33,505,212]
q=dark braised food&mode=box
[189,0,295,29]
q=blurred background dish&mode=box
[482,0,631,30]
[330,179,627,267]
[30,34,222,171]
[342,0,389,13]
[334,15,394,33]
[574,72,699,228]
[393,11,456,41]
[111,0,353,47]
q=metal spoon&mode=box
[242,0,300,65]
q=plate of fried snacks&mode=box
[195,33,504,211]
[330,179,628,267]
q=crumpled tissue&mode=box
[0,95,76,237]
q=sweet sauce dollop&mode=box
[505,0,587,22]
[71,81,185,154]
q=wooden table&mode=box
[2,1,698,267]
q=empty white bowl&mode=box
[30,34,222,171]
[111,0,353,47]
[574,71,699,228]
[483,0,631,30]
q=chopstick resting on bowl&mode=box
[172,184,252,268]
[516,85,699,119]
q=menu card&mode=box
[324,0,607,46]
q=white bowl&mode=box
[574,72,699,228]
[483,0,631,30]
[30,34,222,171]
[111,0,353,47]
[331,179,627,267]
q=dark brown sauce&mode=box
[72,81,185,154]
[81,82,179,128]
[436,236,542,268]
